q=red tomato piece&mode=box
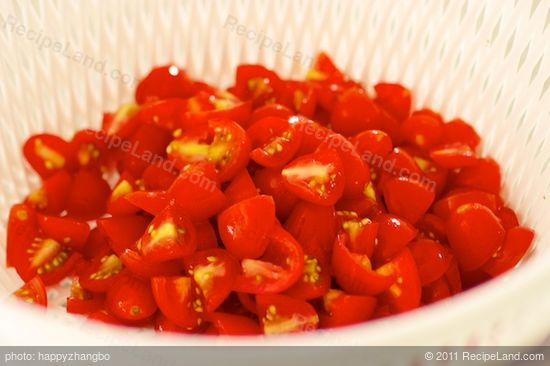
[285,201,337,265]
[218,195,276,259]
[382,176,435,224]
[254,167,298,220]
[101,103,141,138]
[120,249,183,279]
[141,161,178,191]
[332,232,393,295]
[106,173,141,216]
[136,98,187,131]
[376,248,421,313]
[374,83,411,121]
[483,226,534,277]
[167,162,227,220]
[184,249,240,312]
[106,273,158,321]
[82,228,111,260]
[416,213,447,242]
[66,278,105,314]
[70,129,109,170]
[308,52,346,83]
[447,203,505,270]
[183,94,252,130]
[319,289,377,328]
[25,170,72,215]
[167,118,251,182]
[284,253,331,300]
[277,80,318,117]
[206,313,260,335]
[125,190,169,216]
[292,117,334,156]
[429,143,477,169]
[154,313,194,334]
[223,169,258,207]
[230,64,282,107]
[6,204,39,268]
[139,205,197,262]
[452,158,501,194]
[432,190,498,219]
[497,206,520,230]
[66,168,111,220]
[247,117,303,168]
[234,225,304,294]
[350,129,393,163]
[249,103,293,125]
[151,276,202,329]
[194,220,219,250]
[401,114,443,149]
[23,134,73,179]
[422,277,451,304]
[37,215,90,252]
[374,214,417,262]
[441,118,480,149]
[256,294,319,335]
[339,213,379,257]
[78,253,124,292]
[409,239,453,285]
[282,149,345,206]
[331,88,381,136]
[135,65,195,104]
[97,215,151,255]
[13,276,48,307]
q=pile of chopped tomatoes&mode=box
[8,53,534,335]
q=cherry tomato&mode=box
[223,169,258,207]
[78,253,124,292]
[7,204,39,268]
[97,214,151,255]
[429,143,477,168]
[120,249,183,279]
[167,118,251,182]
[374,214,417,263]
[70,129,109,170]
[350,129,393,163]
[66,168,111,220]
[452,158,501,194]
[37,215,90,252]
[332,232,393,295]
[249,103,293,125]
[184,249,240,312]
[482,226,534,277]
[66,278,105,314]
[319,289,377,328]
[106,273,157,321]
[218,195,276,259]
[194,220,219,250]
[374,83,411,121]
[125,190,169,216]
[135,65,195,104]
[106,173,141,216]
[141,161,178,191]
[139,205,197,262]
[256,294,319,334]
[136,98,187,131]
[23,134,73,179]
[234,225,304,294]
[338,212,379,257]
[497,206,520,230]
[382,176,435,224]
[401,114,443,149]
[331,88,381,136]
[254,167,298,220]
[151,276,202,329]
[230,64,282,107]
[447,203,505,270]
[24,170,72,215]
[206,313,260,335]
[13,276,48,307]
[409,239,453,285]
[282,149,345,206]
[432,190,498,219]
[247,117,303,167]
[441,118,480,149]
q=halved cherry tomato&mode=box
[139,205,197,262]
[284,254,331,300]
[230,64,282,107]
[83,228,111,260]
[277,80,318,117]
[374,83,411,121]
[331,88,381,136]
[497,206,520,230]
[223,169,258,207]
[24,170,72,215]
[66,278,105,314]
[338,212,378,257]
[429,143,477,168]
[307,52,346,83]
[184,249,240,312]
[97,214,151,255]
[416,213,447,242]
[141,160,178,191]
[7,204,39,268]
[482,226,534,277]
[441,118,480,149]
[374,214,417,263]
[319,289,377,328]
[247,117,303,167]
[401,114,443,149]
[125,190,169,216]
[376,248,421,313]
[432,190,498,219]
[256,294,319,335]
[135,65,195,104]
[254,167,298,220]
[447,203,505,270]
[151,276,202,329]
[249,103,293,125]
[167,118,251,182]
[136,98,187,131]
[382,176,435,224]
[154,313,194,334]
[106,273,157,321]
[409,239,453,285]
[332,232,393,295]
[101,103,140,138]
[23,134,73,179]
[422,277,451,304]
[206,313,260,335]
[350,129,393,163]
[120,249,183,279]
[70,129,108,170]
[194,220,219,250]
[78,253,124,292]
[284,201,337,265]
[13,276,48,307]
[452,158,501,194]
[282,149,345,206]
[37,215,90,252]
[292,117,333,156]
[66,168,111,220]
[167,162,226,220]
[234,225,304,294]
[218,195,276,259]
[107,172,141,216]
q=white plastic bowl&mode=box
[1,0,550,346]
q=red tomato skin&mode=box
[482,226,534,277]
[142,162,178,191]
[97,215,151,255]
[13,276,48,307]
[332,232,393,296]
[382,176,435,224]
[37,215,90,252]
[125,191,169,216]
[429,143,477,169]
[7,204,39,268]
[422,277,451,304]
[497,206,520,230]
[223,169,258,208]
[409,239,453,285]
[66,168,111,221]
[452,158,501,194]
[441,118,480,149]
[135,65,195,104]
[446,203,505,271]
[331,88,381,136]
[253,167,298,220]
[350,129,393,162]
[106,274,158,321]
[249,104,293,125]
[401,114,443,149]
[151,276,201,329]
[432,190,498,220]
[23,134,73,179]
[374,214,417,263]
[320,290,377,328]
[374,83,411,121]
[25,170,72,215]
[194,220,219,250]
[206,313,260,335]
[218,195,276,259]
[120,249,183,279]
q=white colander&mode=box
[1,0,550,346]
